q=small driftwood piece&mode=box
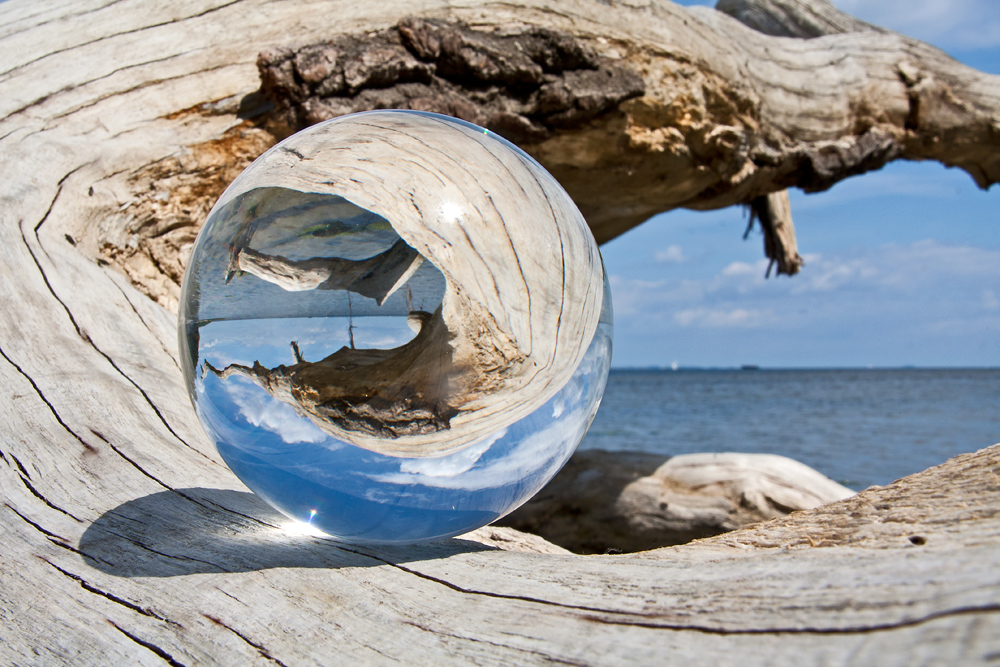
[498,450,853,553]
[2,0,999,663]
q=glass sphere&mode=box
[179,110,612,544]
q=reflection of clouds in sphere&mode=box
[552,345,599,419]
[224,379,328,445]
[397,428,507,478]
[373,406,588,491]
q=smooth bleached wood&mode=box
[1,0,999,664]
[498,451,853,553]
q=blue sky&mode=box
[603,0,1000,368]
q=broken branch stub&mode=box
[747,190,804,277]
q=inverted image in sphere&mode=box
[179,110,612,543]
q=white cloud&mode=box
[786,241,1000,295]
[790,258,874,293]
[721,259,769,278]
[609,275,670,316]
[674,307,767,328]
[616,240,1000,337]
[655,245,686,263]
[604,226,1000,366]
[878,240,1000,284]
[715,259,771,295]
[372,403,586,491]
[725,243,998,298]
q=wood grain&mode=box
[1,0,998,663]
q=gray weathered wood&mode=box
[1,0,999,664]
[498,450,854,553]
[717,0,880,38]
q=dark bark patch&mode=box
[795,128,902,192]
[256,17,645,144]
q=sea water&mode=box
[581,368,1000,490]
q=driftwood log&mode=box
[497,450,855,553]
[1,0,999,663]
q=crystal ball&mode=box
[179,110,612,544]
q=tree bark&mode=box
[1,0,999,663]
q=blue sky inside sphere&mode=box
[602,0,1000,368]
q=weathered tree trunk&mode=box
[1,0,999,663]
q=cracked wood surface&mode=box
[1,0,999,664]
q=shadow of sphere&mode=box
[79,487,493,577]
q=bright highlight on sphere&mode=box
[178,110,612,544]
